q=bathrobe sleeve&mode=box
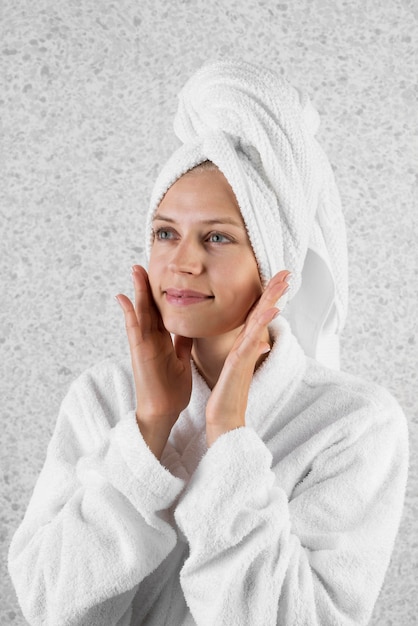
[8,363,185,626]
[174,386,408,626]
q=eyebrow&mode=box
[153,213,244,228]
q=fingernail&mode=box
[114,295,122,307]
[273,308,281,319]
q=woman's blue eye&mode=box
[155,229,173,240]
[208,233,229,243]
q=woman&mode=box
[8,61,408,626]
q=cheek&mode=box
[219,257,263,306]
[238,278,263,313]
[236,255,262,290]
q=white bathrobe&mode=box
[8,316,408,626]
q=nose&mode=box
[168,238,204,275]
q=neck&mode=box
[191,325,272,390]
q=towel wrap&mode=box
[145,60,348,369]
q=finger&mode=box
[246,305,279,345]
[115,293,136,321]
[230,306,279,366]
[132,265,151,315]
[115,293,145,348]
[257,305,281,327]
[244,278,287,336]
[247,270,290,320]
[131,265,161,333]
[269,269,291,285]
[263,270,291,302]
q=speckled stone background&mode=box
[1,0,417,623]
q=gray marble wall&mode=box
[2,0,417,623]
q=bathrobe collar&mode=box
[167,315,306,472]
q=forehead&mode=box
[156,168,244,225]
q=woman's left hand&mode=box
[205,270,290,447]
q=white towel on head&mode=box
[145,60,348,369]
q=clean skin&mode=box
[148,167,273,388]
[116,168,290,459]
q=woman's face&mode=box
[148,168,263,339]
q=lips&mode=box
[164,288,213,306]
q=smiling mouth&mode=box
[164,289,214,306]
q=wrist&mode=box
[135,413,175,461]
[206,418,245,448]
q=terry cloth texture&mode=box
[8,316,408,626]
[145,60,349,369]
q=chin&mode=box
[162,315,213,338]
[163,318,201,338]
[166,326,212,339]
[163,316,242,341]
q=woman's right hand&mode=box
[116,265,193,460]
